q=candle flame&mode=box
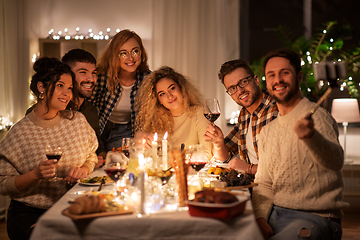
[138,154,145,166]
[153,132,158,142]
[163,132,168,140]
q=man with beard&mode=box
[204,59,278,175]
[253,48,347,240]
[61,49,106,167]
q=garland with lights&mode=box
[47,27,118,41]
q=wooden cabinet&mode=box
[39,38,110,60]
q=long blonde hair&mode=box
[135,66,204,136]
[97,29,150,93]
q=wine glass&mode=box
[121,138,131,158]
[104,151,129,186]
[203,98,221,125]
[46,145,62,182]
[188,145,209,174]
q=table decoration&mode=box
[152,133,158,169]
[138,153,147,217]
[162,132,168,170]
[170,149,189,208]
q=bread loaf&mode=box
[68,195,106,215]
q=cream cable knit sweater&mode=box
[253,98,348,220]
[0,110,98,209]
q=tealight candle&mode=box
[162,132,168,170]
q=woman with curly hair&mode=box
[135,66,212,156]
[90,29,151,151]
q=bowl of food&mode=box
[187,189,249,220]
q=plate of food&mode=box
[63,193,133,220]
[187,189,249,220]
[207,166,229,176]
[78,176,114,186]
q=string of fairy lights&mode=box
[47,27,119,41]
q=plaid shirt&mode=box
[89,71,151,135]
[224,91,278,164]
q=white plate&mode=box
[78,181,114,186]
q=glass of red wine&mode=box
[46,145,62,182]
[188,145,209,174]
[104,151,129,187]
[203,98,221,125]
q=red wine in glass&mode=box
[204,98,221,124]
[190,162,207,172]
[46,145,62,181]
[46,154,62,161]
[204,113,220,123]
[105,168,127,182]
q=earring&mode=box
[39,92,44,100]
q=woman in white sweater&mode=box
[0,57,98,240]
[134,66,211,158]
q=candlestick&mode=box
[162,132,168,170]
[152,133,158,169]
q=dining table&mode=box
[30,168,264,240]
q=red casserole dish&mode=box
[187,194,249,220]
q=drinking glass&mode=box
[46,145,62,182]
[203,98,221,125]
[188,145,209,174]
[122,137,131,158]
[104,151,129,186]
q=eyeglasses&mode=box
[226,75,254,96]
[118,49,142,60]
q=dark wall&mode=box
[239,0,360,126]
[240,0,360,62]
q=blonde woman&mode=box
[90,29,151,151]
[135,66,212,157]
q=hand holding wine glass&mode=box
[104,151,129,183]
[203,98,221,125]
[46,144,62,181]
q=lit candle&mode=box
[152,133,158,169]
[138,154,145,215]
[162,132,168,170]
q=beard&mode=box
[236,86,261,108]
[77,82,94,99]
[268,79,299,104]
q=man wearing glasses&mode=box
[204,59,278,175]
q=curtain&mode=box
[0,0,30,126]
[152,0,240,131]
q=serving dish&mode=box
[78,181,113,186]
[62,208,133,220]
[187,194,249,220]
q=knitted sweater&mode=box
[172,108,212,159]
[253,98,348,220]
[0,110,98,209]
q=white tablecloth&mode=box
[30,169,264,240]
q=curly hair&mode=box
[96,29,150,93]
[30,57,78,119]
[135,66,204,136]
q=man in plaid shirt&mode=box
[204,59,278,175]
